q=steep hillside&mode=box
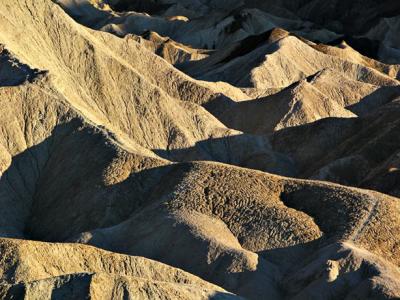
[0,0,399,299]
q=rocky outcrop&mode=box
[0,0,399,299]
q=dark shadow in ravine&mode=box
[207,83,299,135]
[208,291,243,299]
[269,99,400,190]
[0,118,175,242]
[207,83,400,138]
[153,133,297,177]
[177,28,289,80]
[0,47,47,87]
[258,238,327,271]
[110,0,172,14]
[0,120,82,239]
[346,85,400,116]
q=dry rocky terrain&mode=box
[0,0,399,299]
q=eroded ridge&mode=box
[0,0,399,299]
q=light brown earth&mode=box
[0,0,399,299]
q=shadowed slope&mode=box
[0,238,239,299]
[0,1,399,299]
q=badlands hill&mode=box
[0,0,399,299]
